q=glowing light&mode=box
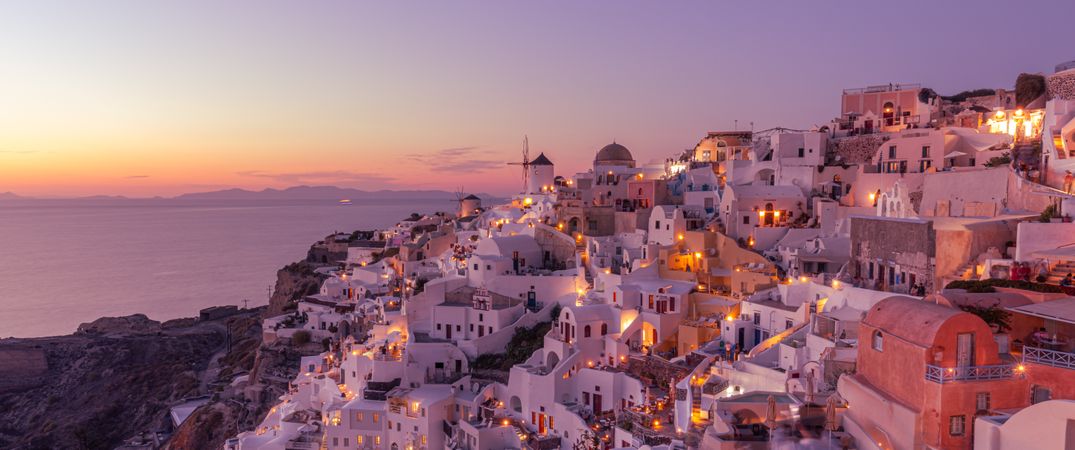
[694,252,702,259]
[587,360,594,367]
[868,192,876,202]
[502,419,510,426]
[774,210,781,219]
[758,211,766,218]
[725,315,735,322]
[677,233,684,241]
[637,173,644,179]
[832,280,841,289]
[1016,364,1025,373]
[523,197,533,206]
[799,276,808,283]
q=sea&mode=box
[0,198,449,338]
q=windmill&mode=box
[449,186,466,215]
[506,135,531,192]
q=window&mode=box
[743,215,750,225]
[356,412,364,422]
[797,147,805,157]
[584,325,592,338]
[949,415,966,436]
[436,323,442,330]
[919,159,932,172]
[655,220,661,230]
[786,320,793,330]
[888,146,896,158]
[473,263,478,270]
[479,313,483,321]
[872,331,883,351]
[601,323,608,335]
[976,392,991,411]
[372,413,379,423]
[922,145,930,158]
[356,436,364,445]
[753,313,760,325]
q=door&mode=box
[446,324,452,340]
[538,413,546,434]
[593,394,603,414]
[737,327,745,351]
[956,333,975,367]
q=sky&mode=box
[1,1,1072,198]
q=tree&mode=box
[1015,73,1046,106]
[959,304,1012,333]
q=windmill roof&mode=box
[530,153,554,166]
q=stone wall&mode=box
[1046,70,1075,101]
[833,135,887,164]
[850,217,936,292]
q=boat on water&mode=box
[338,199,352,205]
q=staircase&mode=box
[1046,261,1075,284]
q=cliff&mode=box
[0,310,261,450]
[267,261,327,316]
[165,262,327,450]
[0,260,325,450]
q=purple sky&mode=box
[1,0,1072,196]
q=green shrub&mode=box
[292,330,311,346]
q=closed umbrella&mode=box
[825,396,840,450]
[765,394,777,442]
[804,371,816,404]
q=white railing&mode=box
[1024,346,1075,370]
[924,364,1013,383]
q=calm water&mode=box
[0,199,446,337]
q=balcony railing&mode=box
[924,364,1013,384]
[1024,346,1075,370]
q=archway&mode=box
[510,396,522,413]
[546,351,560,369]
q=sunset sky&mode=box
[1,1,1072,197]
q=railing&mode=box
[924,364,1013,384]
[1024,346,1075,370]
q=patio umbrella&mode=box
[825,395,840,450]
[804,371,816,404]
[765,394,777,442]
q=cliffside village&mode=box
[223,62,1075,450]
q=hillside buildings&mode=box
[227,63,1075,450]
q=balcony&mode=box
[1023,346,1075,370]
[924,364,1013,384]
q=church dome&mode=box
[595,142,634,165]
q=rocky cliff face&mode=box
[165,261,327,450]
[0,260,324,450]
[0,310,260,450]
[267,261,327,316]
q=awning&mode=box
[1007,298,1075,325]
[945,150,967,158]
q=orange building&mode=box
[838,297,1033,450]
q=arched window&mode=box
[872,330,884,351]
[584,325,592,338]
[601,323,608,335]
